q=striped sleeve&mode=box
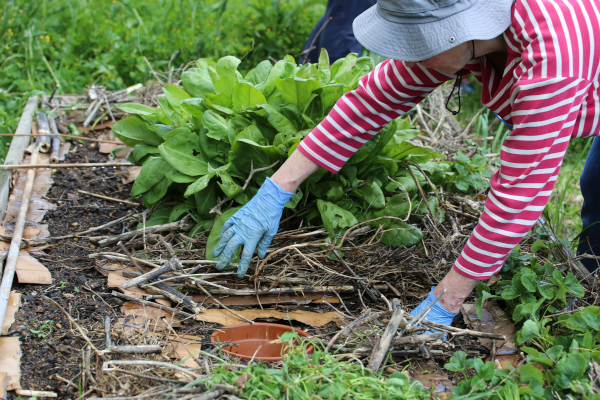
[298,60,453,173]
[453,76,592,279]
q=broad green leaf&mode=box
[163,84,191,120]
[285,187,303,209]
[229,139,283,182]
[232,82,267,111]
[202,110,228,141]
[206,206,242,262]
[554,353,590,388]
[317,48,331,84]
[210,56,241,98]
[217,171,243,199]
[245,60,272,86]
[184,174,211,198]
[169,203,194,222]
[352,181,385,210]
[520,268,537,292]
[517,320,541,344]
[158,129,208,176]
[157,96,181,126]
[260,60,295,97]
[274,77,322,110]
[198,128,229,165]
[312,181,344,202]
[258,104,298,138]
[118,103,157,118]
[383,140,436,162]
[180,98,206,120]
[378,221,423,247]
[181,67,215,98]
[128,145,160,165]
[142,176,172,204]
[317,200,358,233]
[564,272,585,297]
[131,157,171,198]
[194,181,217,219]
[203,92,234,114]
[319,84,344,111]
[500,286,520,300]
[234,125,266,146]
[113,116,163,147]
[530,239,548,253]
[150,124,176,138]
[166,169,197,183]
[444,351,469,372]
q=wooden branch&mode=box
[0,96,38,215]
[146,281,204,313]
[106,345,162,354]
[78,190,139,206]
[185,280,388,296]
[34,112,51,153]
[392,332,445,345]
[111,291,193,319]
[0,162,133,169]
[0,133,122,144]
[121,256,182,289]
[369,299,406,372]
[98,218,194,247]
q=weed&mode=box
[30,320,54,338]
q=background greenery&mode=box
[0,0,326,158]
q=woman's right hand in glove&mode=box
[212,177,294,278]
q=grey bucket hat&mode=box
[353,0,514,62]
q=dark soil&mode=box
[5,134,487,399]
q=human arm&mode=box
[452,76,592,280]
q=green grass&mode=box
[0,0,325,160]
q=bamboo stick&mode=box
[77,190,139,206]
[0,96,38,215]
[0,162,133,169]
[0,133,122,144]
[0,145,41,329]
[47,116,61,164]
[369,299,405,372]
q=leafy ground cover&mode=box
[112,51,491,262]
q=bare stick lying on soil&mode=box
[104,316,162,354]
[111,291,193,319]
[78,189,139,206]
[0,133,123,144]
[185,281,389,296]
[96,218,194,246]
[146,281,205,314]
[369,298,406,372]
[121,256,182,289]
[0,162,134,169]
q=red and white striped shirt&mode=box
[298,0,600,279]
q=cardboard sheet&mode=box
[192,293,339,307]
[0,337,21,391]
[3,153,55,229]
[107,270,149,298]
[163,334,203,368]
[15,252,52,285]
[196,309,344,327]
[461,301,520,369]
[1,292,21,335]
[120,301,181,328]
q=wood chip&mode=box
[15,252,52,284]
[1,292,20,335]
[0,337,21,390]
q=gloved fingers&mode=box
[212,225,237,258]
[221,214,239,235]
[256,233,275,259]
[237,239,260,278]
[215,234,244,270]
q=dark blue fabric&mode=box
[302,0,376,64]
[578,137,600,272]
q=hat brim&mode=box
[353,0,514,62]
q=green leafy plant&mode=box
[114,51,460,254]
[201,332,430,399]
[30,320,54,338]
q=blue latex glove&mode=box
[212,177,294,278]
[409,287,459,334]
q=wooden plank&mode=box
[0,96,38,222]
